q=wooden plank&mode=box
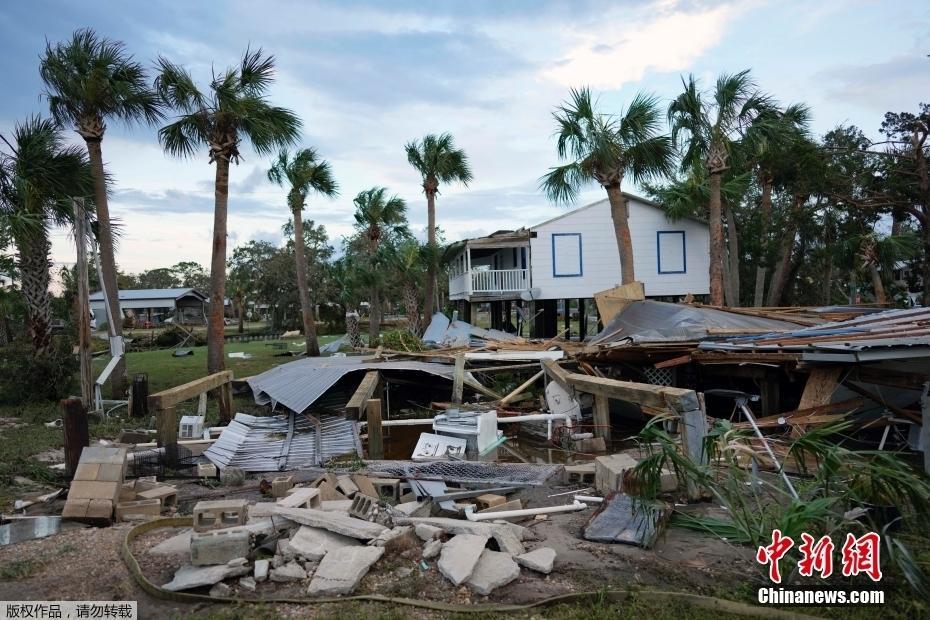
[593,393,611,443]
[62,398,89,477]
[593,281,644,323]
[541,359,573,392]
[566,372,696,412]
[500,371,544,405]
[367,398,384,460]
[679,407,708,502]
[149,370,233,410]
[852,366,930,391]
[452,353,465,405]
[156,405,178,466]
[654,354,692,369]
[345,371,380,420]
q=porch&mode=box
[447,230,531,301]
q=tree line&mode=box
[1,29,926,396]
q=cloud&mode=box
[816,54,930,113]
[543,1,745,89]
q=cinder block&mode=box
[474,494,506,511]
[73,462,100,481]
[196,463,218,478]
[62,498,90,519]
[349,494,376,520]
[85,499,113,519]
[335,475,359,498]
[594,453,639,495]
[137,485,178,507]
[564,463,596,486]
[191,529,251,566]
[316,481,348,501]
[116,498,162,521]
[134,476,160,492]
[477,499,523,515]
[352,474,380,499]
[271,475,296,498]
[193,499,249,532]
[276,487,320,509]
[369,477,400,501]
[63,498,113,522]
[119,481,137,502]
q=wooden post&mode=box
[563,299,571,340]
[593,393,611,443]
[452,353,465,405]
[130,374,149,418]
[503,300,512,330]
[922,383,930,475]
[62,398,89,477]
[157,405,178,466]
[218,382,233,424]
[680,406,709,502]
[578,298,587,340]
[367,398,384,459]
[73,198,93,408]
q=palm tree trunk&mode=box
[605,184,635,284]
[403,281,421,336]
[821,256,834,305]
[753,176,773,307]
[291,205,320,356]
[725,204,740,306]
[237,302,244,333]
[207,156,230,374]
[346,309,362,348]
[708,171,726,306]
[423,188,437,317]
[869,264,887,305]
[766,198,801,306]
[85,138,126,396]
[923,223,930,307]
[17,230,53,357]
[369,286,381,344]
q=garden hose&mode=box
[122,517,817,618]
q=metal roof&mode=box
[697,307,930,361]
[247,355,455,414]
[88,287,206,302]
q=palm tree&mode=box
[40,29,162,392]
[405,133,472,317]
[541,88,674,284]
[0,117,91,355]
[389,239,428,336]
[668,70,771,306]
[352,187,409,342]
[156,49,301,373]
[267,148,337,356]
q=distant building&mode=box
[446,193,710,337]
[89,287,207,326]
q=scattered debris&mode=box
[582,493,670,548]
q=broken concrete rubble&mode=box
[422,538,442,560]
[306,546,384,596]
[270,561,307,582]
[274,506,388,540]
[162,562,251,592]
[253,559,269,582]
[415,523,444,542]
[190,529,250,566]
[516,547,556,574]
[437,533,488,586]
[466,549,520,595]
[288,525,360,561]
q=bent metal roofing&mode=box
[88,287,206,301]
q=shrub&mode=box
[0,337,78,405]
[380,329,424,352]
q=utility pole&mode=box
[74,198,93,408]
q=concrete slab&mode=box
[270,561,307,582]
[466,549,520,595]
[274,506,388,540]
[148,529,192,556]
[415,523,444,542]
[437,533,488,586]
[162,562,250,591]
[191,529,251,566]
[277,487,321,509]
[306,546,384,596]
[516,547,556,574]
[288,525,360,561]
[422,539,442,560]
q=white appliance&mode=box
[431,409,502,455]
[412,433,468,460]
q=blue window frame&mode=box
[551,233,583,277]
[657,230,686,274]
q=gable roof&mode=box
[88,288,207,302]
[529,192,706,230]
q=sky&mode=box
[0,0,928,280]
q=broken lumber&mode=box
[346,371,380,420]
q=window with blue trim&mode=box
[657,230,686,274]
[552,233,583,277]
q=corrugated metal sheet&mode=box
[89,287,204,301]
[203,412,361,472]
[247,356,455,414]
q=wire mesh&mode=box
[362,460,562,486]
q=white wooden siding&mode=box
[528,197,710,299]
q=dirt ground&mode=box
[0,474,762,620]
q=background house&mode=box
[89,287,207,327]
[447,193,709,337]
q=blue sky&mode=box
[1,0,928,276]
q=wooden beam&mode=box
[593,394,611,443]
[541,359,573,393]
[566,372,698,413]
[346,371,380,420]
[367,398,384,460]
[798,367,842,410]
[156,405,178,466]
[852,366,930,391]
[452,353,465,405]
[500,370,544,405]
[679,407,708,502]
[843,380,922,424]
[61,398,88,477]
[149,370,233,410]
[654,354,692,369]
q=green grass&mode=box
[0,335,340,509]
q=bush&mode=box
[380,329,424,352]
[0,338,78,405]
[154,325,205,348]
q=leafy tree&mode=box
[138,267,180,289]
[351,187,409,341]
[40,29,162,391]
[0,116,92,355]
[268,148,338,356]
[156,49,301,372]
[405,133,472,317]
[668,70,771,305]
[541,87,674,284]
[171,261,209,290]
[388,239,429,336]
